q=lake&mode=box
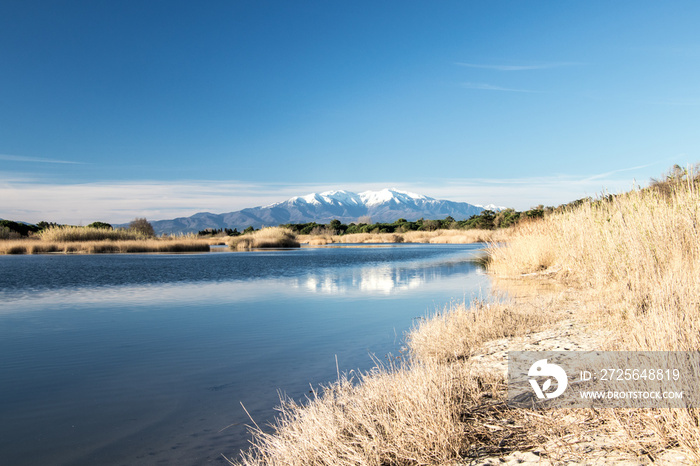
[0,243,490,465]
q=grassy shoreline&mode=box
[0,226,502,255]
[0,237,212,254]
[230,174,700,464]
[298,228,506,245]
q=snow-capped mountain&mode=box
[476,203,508,212]
[145,188,490,234]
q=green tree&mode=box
[128,218,155,237]
[87,221,113,230]
[329,219,346,234]
[494,209,520,228]
[36,221,61,231]
[421,219,440,231]
[0,220,39,237]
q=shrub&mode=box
[0,226,20,240]
[128,218,155,237]
[6,244,27,254]
[0,220,39,237]
[87,221,113,230]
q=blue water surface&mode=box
[0,244,490,465]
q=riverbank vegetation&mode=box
[0,220,210,254]
[487,164,700,460]
[39,225,147,242]
[298,228,509,245]
[231,165,700,465]
[0,237,211,254]
[196,202,587,246]
[228,227,300,250]
[234,300,557,466]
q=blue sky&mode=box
[2,1,699,224]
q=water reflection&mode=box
[1,255,484,313]
[298,258,481,295]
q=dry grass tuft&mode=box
[234,361,507,466]
[304,236,331,246]
[5,242,28,254]
[407,300,556,363]
[228,228,300,250]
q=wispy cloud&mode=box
[461,82,540,93]
[455,62,580,71]
[0,154,84,164]
[0,180,395,224]
[582,162,659,182]
[409,161,673,210]
[0,163,665,224]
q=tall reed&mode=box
[489,178,700,351]
[487,173,700,458]
[39,226,146,242]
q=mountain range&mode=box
[137,188,503,235]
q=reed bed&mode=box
[298,229,505,245]
[39,225,147,242]
[228,227,300,250]
[0,238,210,254]
[487,174,700,460]
[488,178,700,351]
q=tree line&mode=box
[196,202,588,237]
[0,218,155,239]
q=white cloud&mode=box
[0,165,657,224]
[0,180,399,224]
[0,154,84,164]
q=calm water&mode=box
[0,244,489,465]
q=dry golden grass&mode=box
[298,228,507,245]
[0,237,210,254]
[488,179,700,351]
[228,227,300,250]
[407,300,556,363]
[487,174,700,461]
[303,236,332,246]
[233,361,517,466]
[39,225,146,242]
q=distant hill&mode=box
[124,188,504,235]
